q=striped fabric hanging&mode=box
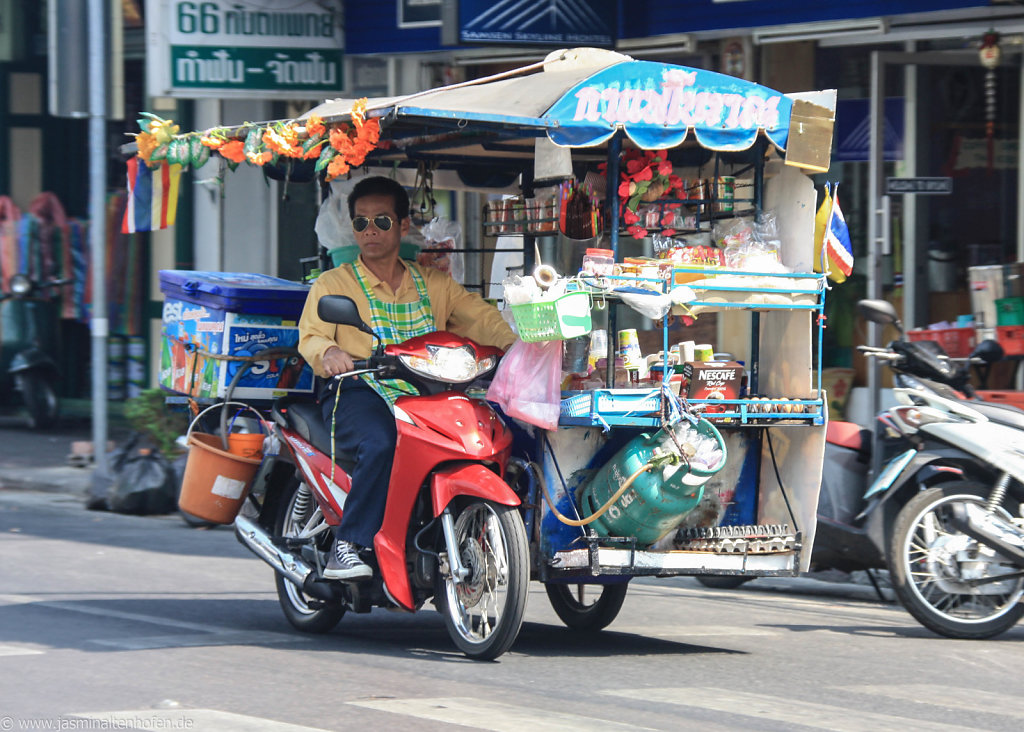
[122,158,183,233]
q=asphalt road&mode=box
[2,488,1024,731]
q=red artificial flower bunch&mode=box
[602,149,685,239]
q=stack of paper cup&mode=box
[694,343,714,361]
[678,341,696,363]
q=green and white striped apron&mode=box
[352,259,435,406]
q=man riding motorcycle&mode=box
[297,176,516,581]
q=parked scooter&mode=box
[0,273,66,429]
[884,388,1024,639]
[804,298,1024,637]
[234,295,530,660]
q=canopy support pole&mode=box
[605,132,622,387]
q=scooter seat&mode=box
[826,420,871,453]
[273,397,356,472]
[969,400,1024,431]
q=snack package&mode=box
[418,217,465,283]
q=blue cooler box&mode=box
[159,270,315,400]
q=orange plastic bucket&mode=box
[179,432,262,524]
[227,432,265,460]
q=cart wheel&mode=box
[696,575,755,590]
[545,582,628,632]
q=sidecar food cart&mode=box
[148,47,835,627]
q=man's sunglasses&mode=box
[351,215,395,233]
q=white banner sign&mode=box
[146,0,344,99]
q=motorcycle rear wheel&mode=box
[16,372,58,430]
[436,499,529,660]
[545,582,627,631]
[275,478,344,634]
[889,482,1024,639]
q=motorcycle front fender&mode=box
[430,462,520,517]
[9,348,59,377]
[857,446,972,522]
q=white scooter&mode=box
[884,387,1024,639]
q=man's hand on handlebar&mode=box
[322,346,356,378]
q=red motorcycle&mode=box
[234,295,530,660]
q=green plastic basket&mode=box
[509,291,592,342]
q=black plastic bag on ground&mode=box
[85,434,178,515]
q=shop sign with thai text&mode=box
[546,61,792,152]
[146,0,344,99]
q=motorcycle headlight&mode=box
[399,345,497,384]
[9,274,31,296]
[891,405,962,429]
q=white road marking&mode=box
[71,709,329,731]
[602,687,972,731]
[842,685,1024,720]
[348,697,652,731]
[0,592,310,649]
[89,631,306,651]
[0,644,44,657]
[0,593,234,633]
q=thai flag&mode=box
[825,184,854,282]
[121,158,182,234]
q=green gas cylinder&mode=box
[577,419,726,547]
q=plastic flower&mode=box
[305,113,325,138]
[136,131,159,163]
[350,98,368,128]
[142,114,179,145]
[329,125,353,154]
[325,155,350,181]
[218,140,246,163]
[200,134,227,151]
[246,149,273,166]
[263,124,301,157]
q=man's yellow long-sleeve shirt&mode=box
[298,256,517,377]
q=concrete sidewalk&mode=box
[0,415,131,496]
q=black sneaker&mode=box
[323,539,372,581]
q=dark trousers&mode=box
[320,379,397,548]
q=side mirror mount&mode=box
[857,299,903,335]
[317,295,378,343]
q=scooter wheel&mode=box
[435,499,529,660]
[889,481,1024,639]
[15,372,59,430]
[545,582,628,631]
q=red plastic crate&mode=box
[997,325,1024,356]
[976,390,1024,410]
[906,327,976,358]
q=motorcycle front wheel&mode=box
[436,499,529,660]
[274,477,344,634]
[545,582,627,631]
[889,482,1024,639]
[15,372,58,430]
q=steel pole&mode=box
[88,0,108,477]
